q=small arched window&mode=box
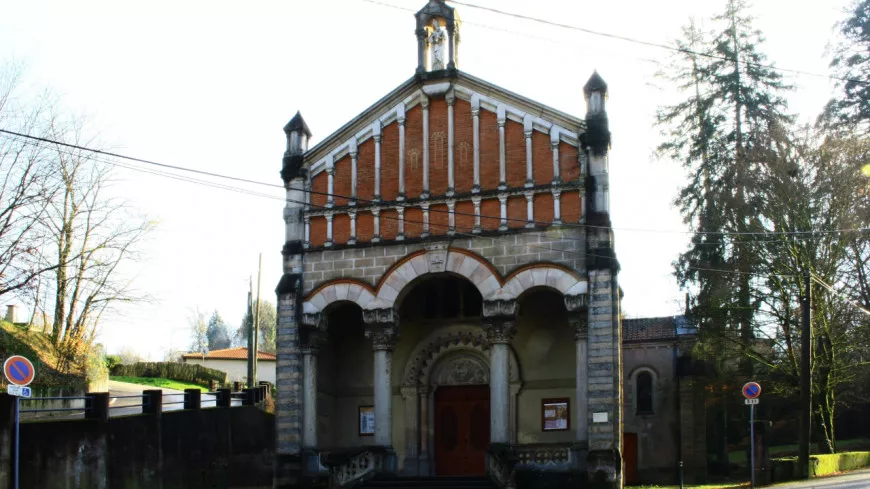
[636,371,654,415]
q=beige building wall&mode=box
[184,358,277,385]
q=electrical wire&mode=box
[810,273,870,317]
[2,131,812,280]
[443,0,867,86]
[3,130,868,240]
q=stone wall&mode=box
[300,227,586,295]
[0,394,274,489]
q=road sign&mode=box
[3,355,35,386]
[6,385,31,397]
[742,381,762,399]
[745,398,759,405]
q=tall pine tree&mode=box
[657,0,792,373]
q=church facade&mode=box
[273,2,705,488]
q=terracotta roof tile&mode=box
[182,347,276,361]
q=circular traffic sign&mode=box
[4,355,35,386]
[742,381,762,399]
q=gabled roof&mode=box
[182,347,277,361]
[301,70,586,170]
[623,316,695,342]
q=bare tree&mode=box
[0,62,63,299]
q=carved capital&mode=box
[363,306,399,351]
[564,293,588,312]
[483,319,517,345]
[301,344,320,356]
[421,97,430,110]
[365,324,399,351]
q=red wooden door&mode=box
[623,432,638,484]
[435,386,490,476]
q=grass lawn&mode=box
[630,485,746,488]
[110,376,208,392]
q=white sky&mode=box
[0,0,849,359]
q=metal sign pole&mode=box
[14,395,20,489]
[750,402,755,489]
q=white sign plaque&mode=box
[592,412,608,423]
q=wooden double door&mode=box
[434,385,490,476]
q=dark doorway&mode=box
[434,385,490,476]
[623,432,638,484]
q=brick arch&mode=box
[373,248,501,306]
[500,264,587,300]
[302,279,376,314]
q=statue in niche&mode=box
[428,19,448,70]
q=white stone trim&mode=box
[422,97,430,198]
[325,214,333,247]
[421,202,430,238]
[472,196,482,233]
[326,156,335,208]
[397,206,405,241]
[447,91,455,196]
[349,138,358,203]
[551,128,561,183]
[374,121,382,201]
[398,103,406,201]
[498,194,508,231]
[349,211,357,245]
[552,188,562,225]
[497,105,507,190]
[524,115,534,188]
[499,266,587,300]
[524,191,535,228]
[372,208,381,243]
[471,95,481,193]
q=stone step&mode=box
[359,476,495,489]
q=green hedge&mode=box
[110,362,227,387]
[771,451,870,482]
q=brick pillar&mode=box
[275,282,303,488]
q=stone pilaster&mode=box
[275,276,303,488]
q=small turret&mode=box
[282,111,312,183]
[582,71,610,156]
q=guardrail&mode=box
[17,384,269,419]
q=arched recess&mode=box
[375,248,501,305]
[402,324,521,387]
[500,264,587,301]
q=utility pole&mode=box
[253,253,263,387]
[798,271,812,479]
[246,278,254,387]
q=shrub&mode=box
[110,362,227,387]
[771,451,870,481]
[105,355,122,370]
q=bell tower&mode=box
[415,0,461,74]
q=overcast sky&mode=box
[0,0,850,359]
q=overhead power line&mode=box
[810,273,870,317]
[0,132,812,280]
[443,0,866,86]
[3,129,869,240]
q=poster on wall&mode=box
[542,398,570,431]
[359,406,375,436]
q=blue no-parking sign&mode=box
[4,355,35,387]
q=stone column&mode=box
[350,139,358,205]
[326,163,335,208]
[483,298,517,445]
[325,214,333,247]
[419,387,431,473]
[551,131,561,184]
[524,115,534,188]
[401,387,419,475]
[498,194,508,232]
[374,123,382,201]
[398,105,406,201]
[349,211,357,245]
[364,307,399,448]
[524,191,535,228]
[421,203,430,238]
[472,196,482,233]
[565,298,589,445]
[552,189,562,225]
[302,345,319,449]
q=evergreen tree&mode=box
[822,0,870,134]
[206,310,232,350]
[657,0,793,374]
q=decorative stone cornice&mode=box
[482,297,518,320]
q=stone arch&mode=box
[375,246,500,306]
[302,279,376,314]
[500,264,586,301]
[429,351,490,386]
[402,324,521,387]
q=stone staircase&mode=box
[355,476,497,489]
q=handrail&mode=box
[487,444,518,489]
[320,447,390,487]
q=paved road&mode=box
[107,380,241,416]
[769,470,870,488]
